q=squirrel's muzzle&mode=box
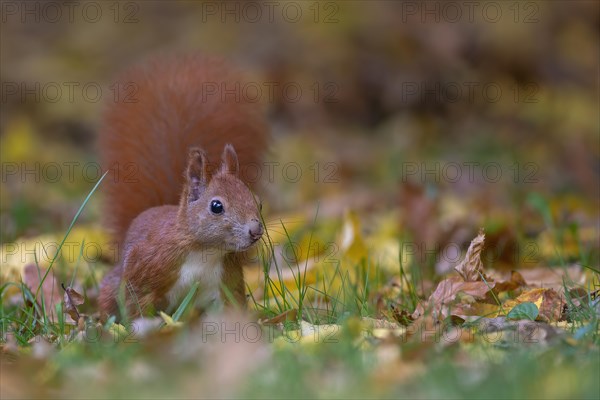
[248,219,263,242]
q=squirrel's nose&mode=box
[248,219,263,241]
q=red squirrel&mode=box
[97,55,267,319]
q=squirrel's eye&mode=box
[210,200,224,215]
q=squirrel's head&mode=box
[180,144,263,252]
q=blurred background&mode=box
[1,1,598,264]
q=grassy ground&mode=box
[1,174,598,398]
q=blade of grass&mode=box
[172,281,199,322]
[35,171,108,303]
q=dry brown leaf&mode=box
[389,307,419,326]
[428,275,494,320]
[537,289,565,322]
[431,276,492,304]
[421,230,494,320]
[451,301,501,319]
[518,265,583,292]
[454,228,485,282]
[493,270,528,293]
[22,264,62,322]
[63,285,84,322]
[410,302,425,320]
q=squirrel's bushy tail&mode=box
[98,54,268,244]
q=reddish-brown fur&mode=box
[97,55,267,319]
[99,54,267,245]
[98,205,185,316]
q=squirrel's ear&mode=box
[220,144,239,176]
[186,147,208,202]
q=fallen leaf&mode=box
[62,284,84,322]
[454,228,485,282]
[339,210,369,261]
[428,275,494,320]
[1,227,110,284]
[451,301,501,319]
[432,276,493,304]
[425,230,494,320]
[411,302,425,320]
[493,270,528,293]
[247,210,381,310]
[537,288,565,322]
[518,265,583,292]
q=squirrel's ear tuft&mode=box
[186,147,208,202]
[220,144,239,176]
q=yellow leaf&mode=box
[1,226,111,288]
[364,210,406,273]
[248,211,392,309]
[517,288,546,309]
[339,210,369,263]
[0,118,38,162]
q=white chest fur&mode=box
[166,249,224,311]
